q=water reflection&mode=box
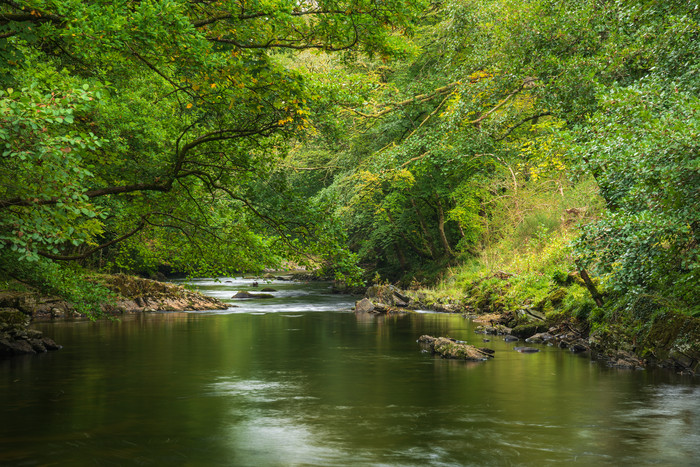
[1,282,698,466]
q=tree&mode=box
[574,82,700,310]
[0,0,423,286]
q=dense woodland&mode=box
[0,0,698,322]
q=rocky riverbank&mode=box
[354,283,700,375]
[0,274,227,357]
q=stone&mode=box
[232,291,274,299]
[511,323,548,339]
[0,337,35,356]
[526,332,554,344]
[355,298,376,313]
[29,338,47,353]
[514,347,540,353]
[418,335,494,361]
[41,337,62,351]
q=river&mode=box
[1,277,698,466]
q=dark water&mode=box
[1,278,698,466]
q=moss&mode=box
[511,323,548,338]
[547,287,568,306]
[0,308,30,328]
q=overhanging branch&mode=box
[38,220,147,261]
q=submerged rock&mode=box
[418,335,494,361]
[514,346,540,353]
[232,291,274,299]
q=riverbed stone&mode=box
[0,337,35,356]
[232,291,274,299]
[526,332,554,344]
[511,323,548,339]
[418,335,494,361]
[355,298,376,313]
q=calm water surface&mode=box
[1,278,698,466]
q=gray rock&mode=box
[0,338,35,356]
[526,332,554,344]
[355,298,376,313]
[232,291,274,299]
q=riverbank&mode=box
[0,274,227,356]
[358,239,699,376]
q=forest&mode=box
[1,0,698,326]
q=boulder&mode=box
[418,335,494,361]
[366,285,413,308]
[0,338,35,356]
[355,298,376,313]
[232,291,274,299]
[511,323,548,339]
[526,332,554,344]
[0,308,62,357]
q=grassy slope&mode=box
[415,176,700,373]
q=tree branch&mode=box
[469,77,540,126]
[495,112,552,141]
[193,9,356,28]
[346,82,459,118]
[38,220,147,261]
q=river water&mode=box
[1,278,698,466]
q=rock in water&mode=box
[514,347,540,353]
[232,291,274,299]
[0,308,62,357]
[417,335,494,361]
[355,298,376,313]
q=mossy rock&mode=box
[418,335,493,361]
[547,288,568,306]
[0,308,30,329]
[551,270,571,286]
[511,323,549,339]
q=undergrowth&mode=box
[420,176,604,319]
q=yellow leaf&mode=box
[186,103,193,109]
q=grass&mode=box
[418,175,604,318]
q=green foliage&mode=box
[0,83,105,261]
[0,252,112,318]
[0,0,426,297]
[0,0,697,324]
[574,81,700,309]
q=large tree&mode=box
[0,0,422,280]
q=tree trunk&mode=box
[435,196,454,257]
[410,198,437,259]
[579,266,604,307]
[393,242,407,271]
